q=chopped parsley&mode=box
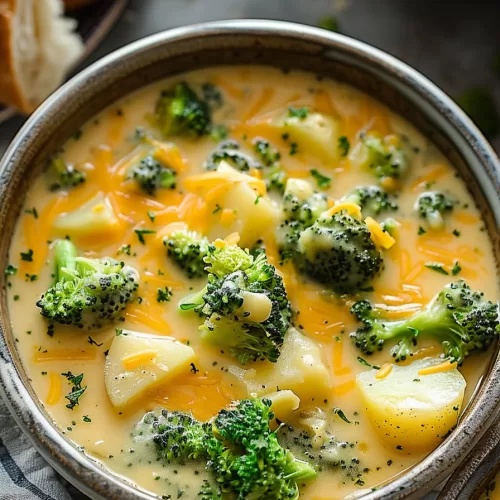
[310,169,332,189]
[24,207,38,219]
[418,226,426,235]
[156,287,173,303]
[425,262,449,275]
[288,106,309,120]
[333,407,351,423]
[88,336,103,347]
[61,372,87,410]
[20,249,34,262]
[134,229,156,245]
[452,261,462,276]
[82,416,92,423]
[25,273,38,282]
[5,264,17,275]
[190,362,200,374]
[212,204,222,214]
[452,229,461,237]
[117,244,131,256]
[147,211,156,222]
[357,356,380,370]
[338,136,350,157]
[210,124,228,142]
[289,142,299,156]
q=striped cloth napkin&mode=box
[0,394,71,500]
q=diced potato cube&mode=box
[54,193,120,238]
[265,390,300,423]
[208,164,278,247]
[356,357,466,450]
[229,328,332,405]
[104,330,196,408]
[273,111,340,164]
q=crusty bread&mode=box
[0,0,83,113]
[64,0,100,10]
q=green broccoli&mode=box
[357,135,409,181]
[296,211,382,294]
[155,82,211,137]
[127,155,176,195]
[36,239,139,329]
[179,244,292,364]
[48,156,86,191]
[253,138,287,193]
[350,280,500,364]
[279,425,364,483]
[343,185,398,217]
[134,410,208,464]
[133,399,317,499]
[164,230,210,279]
[204,140,260,172]
[276,179,329,261]
[415,191,455,229]
[208,399,316,498]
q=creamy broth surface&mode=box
[7,67,498,499]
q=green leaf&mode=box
[425,262,449,275]
[134,229,156,244]
[333,407,351,423]
[310,169,332,189]
[338,136,350,157]
[357,356,380,370]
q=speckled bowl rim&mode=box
[0,20,499,500]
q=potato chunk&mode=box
[356,357,466,450]
[105,330,196,408]
[265,390,300,423]
[210,164,278,246]
[230,328,332,405]
[54,193,120,238]
[273,111,340,163]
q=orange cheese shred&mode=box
[375,363,393,380]
[46,372,62,405]
[418,360,457,376]
[122,350,158,371]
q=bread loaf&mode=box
[0,0,83,113]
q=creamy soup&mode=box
[6,66,499,499]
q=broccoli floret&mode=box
[134,410,209,464]
[344,185,398,217]
[48,156,86,191]
[179,244,292,364]
[164,230,210,279]
[208,399,316,499]
[135,399,316,499]
[198,480,222,500]
[253,138,286,193]
[276,179,329,260]
[358,135,409,181]
[296,211,382,294]
[204,140,260,172]
[415,191,455,229]
[278,425,364,483]
[36,240,139,328]
[127,155,176,195]
[351,280,500,364]
[155,82,211,137]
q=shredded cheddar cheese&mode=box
[375,363,393,380]
[365,217,396,249]
[418,360,457,376]
[121,350,158,371]
[323,202,362,219]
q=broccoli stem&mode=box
[54,239,78,282]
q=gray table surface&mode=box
[0,0,498,498]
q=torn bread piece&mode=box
[0,0,84,113]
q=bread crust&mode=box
[0,0,32,112]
